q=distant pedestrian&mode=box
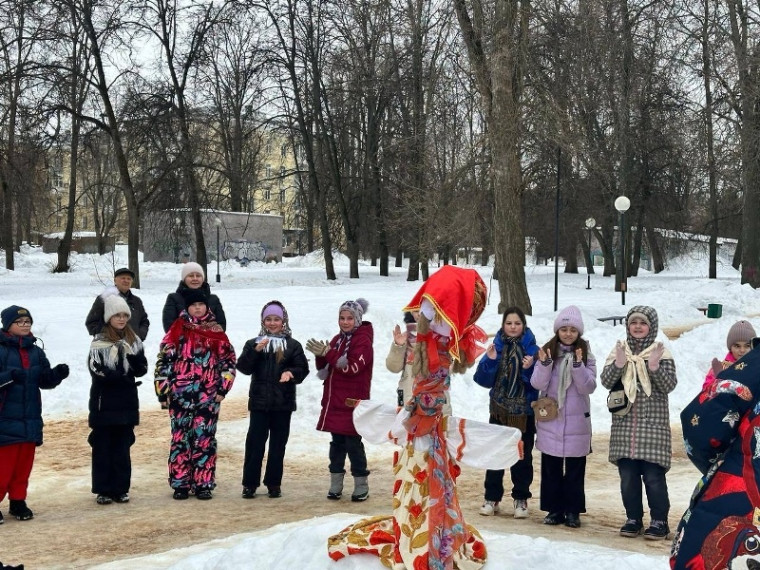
[87,294,147,505]
[85,267,150,341]
[161,262,226,332]
[0,305,69,522]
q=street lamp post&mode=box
[614,196,631,305]
[173,217,181,264]
[585,217,595,290]
[215,218,222,283]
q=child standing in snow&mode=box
[0,305,69,522]
[87,294,147,505]
[530,305,596,528]
[473,306,538,518]
[701,320,755,391]
[154,289,236,500]
[236,301,309,499]
[601,305,677,540]
[306,299,373,502]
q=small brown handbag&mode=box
[531,395,558,421]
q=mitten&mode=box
[614,341,627,369]
[11,368,25,381]
[53,363,69,380]
[648,342,664,371]
[711,357,724,376]
[306,338,330,357]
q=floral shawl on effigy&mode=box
[327,267,522,570]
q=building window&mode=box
[56,215,62,229]
[266,164,272,178]
[82,216,88,229]
[56,195,62,211]
[279,188,286,202]
[264,188,271,200]
[281,144,287,158]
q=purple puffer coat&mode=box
[530,344,597,458]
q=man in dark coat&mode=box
[85,268,150,341]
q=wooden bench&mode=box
[598,315,626,326]
[697,307,708,315]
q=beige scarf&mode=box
[604,342,672,404]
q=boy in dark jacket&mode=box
[236,301,309,499]
[0,305,69,522]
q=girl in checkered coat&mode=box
[601,305,677,540]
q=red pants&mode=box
[0,442,36,502]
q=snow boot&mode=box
[327,472,345,500]
[9,500,33,521]
[351,476,369,502]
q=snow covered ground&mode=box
[1,244,757,568]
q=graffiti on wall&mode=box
[222,240,269,263]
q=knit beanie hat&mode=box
[1,305,33,331]
[103,295,131,323]
[727,320,756,350]
[339,298,369,329]
[181,262,205,281]
[259,300,292,336]
[183,288,209,310]
[554,305,584,335]
[262,302,284,320]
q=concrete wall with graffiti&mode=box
[141,210,283,263]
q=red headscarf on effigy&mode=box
[403,265,488,365]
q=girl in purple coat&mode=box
[306,298,373,502]
[530,305,596,528]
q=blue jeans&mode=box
[617,458,670,521]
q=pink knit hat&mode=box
[554,305,584,335]
[726,320,756,350]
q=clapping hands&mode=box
[306,338,330,357]
[648,342,664,371]
[614,340,627,369]
[392,325,408,347]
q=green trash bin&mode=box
[707,303,723,318]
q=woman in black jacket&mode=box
[236,301,309,498]
[88,295,148,505]
[162,262,226,332]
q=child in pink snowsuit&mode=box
[154,289,236,500]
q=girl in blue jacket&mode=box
[473,306,538,518]
[0,305,69,523]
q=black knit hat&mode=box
[183,288,209,310]
[1,305,33,331]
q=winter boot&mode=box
[9,500,33,521]
[327,472,345,500]
[351,476,369,502]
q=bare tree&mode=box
[453,0,532,313]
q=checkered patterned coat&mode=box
[600,306,677,471]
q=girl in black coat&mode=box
[236,301,309,498]
[87,295,147,505]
